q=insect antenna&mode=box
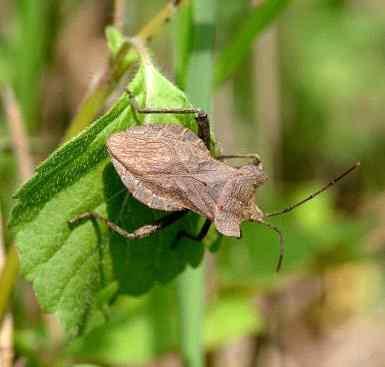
[259,220,284,272]
[265,162,360,218]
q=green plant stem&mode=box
[176,0,216,366]
[214,0,290,86]
[177,266,205,367]
[174,2,192,89]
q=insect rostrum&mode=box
[70,91,359,272]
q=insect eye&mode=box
[253,160,263,171]
[252,154,262,166]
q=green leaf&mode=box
[105,26,124,54]
[10,60,205,334]
[215,0,290,85]
[105,26,138,71]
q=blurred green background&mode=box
[0,0,384,366]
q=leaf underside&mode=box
[10,61,205,334]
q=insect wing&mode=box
[107,124,214,214]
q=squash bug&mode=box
[70,90,359,271]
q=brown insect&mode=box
[70,90,359,271]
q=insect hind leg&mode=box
[69,211,187,240]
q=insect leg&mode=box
[171,218,212,249]
[216,154,261,164]
[125,89,211,149]
[195,112,211,150]
[126,88,202,116]
[189,218,212,241]
[69,211,187,240]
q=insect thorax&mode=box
[237,163,268,187]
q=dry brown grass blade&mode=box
[2,88,34,181]
[114,0,126,32]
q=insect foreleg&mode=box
[69,211,187,240]
[193,218,212,241]
[171,218,212,249]
[126,88,201,116]
[125,89,211,149]
[216,153,261,164]
[195,113,211,150]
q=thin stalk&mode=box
[175,1,216,366]
[64,0,187,141]
[114,0,126,32]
